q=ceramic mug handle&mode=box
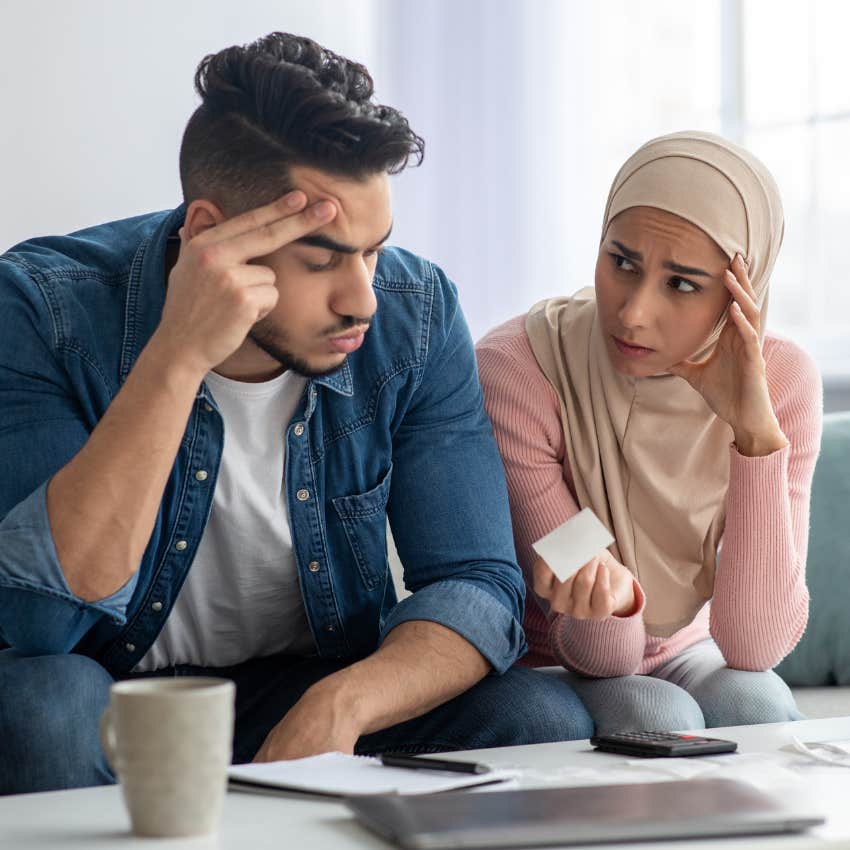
[99,705,117,771]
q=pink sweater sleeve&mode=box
[709,336,823,671]
[476,318,646,676]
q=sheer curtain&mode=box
[375,0,723,341]
[375,0,597,339]
[2,1,846,403]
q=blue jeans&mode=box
[0,649,592,795]
[548,639,804,734]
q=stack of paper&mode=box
[228,752,519,797]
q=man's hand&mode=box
[253,677,361,762]
[532,550,638,619]
[46,191,337,603]
[154,191,337,377]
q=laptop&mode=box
[345,777,824,849]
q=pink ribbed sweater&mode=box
[476,315,823,676]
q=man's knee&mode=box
[0,650,115,795]
[474,666,595,746]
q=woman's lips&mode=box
[328,332,366,354]
[612,335,655,358]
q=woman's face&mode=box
[595,206,732,378]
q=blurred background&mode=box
[2,0,848,409]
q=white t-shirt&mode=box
[136,369,314,671]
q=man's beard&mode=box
[248,318,341,379]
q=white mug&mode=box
[100,677,235,838]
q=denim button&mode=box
[195,470,208,481]
[296,489,310,502]
[175,540,188,551]
[324,624,335,633]
[151,601,163,612]
[125,642,136,652]
[203,403,213,413]
[293,424,305,437]
[308,560,321,572]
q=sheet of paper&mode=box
[228,752,519,797]
[532,507,615,582]
[791,737,850,767]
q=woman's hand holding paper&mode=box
[532,551,638,620]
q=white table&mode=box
[4,717,850,849]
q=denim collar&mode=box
[119,205,185,384]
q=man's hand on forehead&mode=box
[193,191,338,263]
[158,191,338,378]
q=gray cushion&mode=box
[777,411,850,686]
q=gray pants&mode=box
[543,639,804,734]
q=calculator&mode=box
[590,730,738,757]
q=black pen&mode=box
[379,753,491,775]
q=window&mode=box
[735,0,850,386]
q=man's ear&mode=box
[184,199,226,240]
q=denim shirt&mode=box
[0,207,526,675]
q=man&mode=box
[0,33,591,795]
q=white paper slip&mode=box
[227,752,519,797]
[532,507,615,582]
[791,737,850,767]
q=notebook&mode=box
[227,752,518,797]
[345,777,824,849]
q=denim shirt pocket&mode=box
[331,464,393,592]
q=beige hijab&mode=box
[525,131,784,637]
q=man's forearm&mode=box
[47,333,205,601]
[318,620,491,735]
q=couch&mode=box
[779,410,850,718]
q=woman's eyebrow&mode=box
[664,260,712,277]
[610,240,712,278]
[611,240,642,261]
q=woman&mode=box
[476,131,822,732]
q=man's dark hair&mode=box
[179,32,424,211]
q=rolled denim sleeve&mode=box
[385,263,527,674]
[0,260,134,654]
[380,580,525,674]
[0,481,137,653]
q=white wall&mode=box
[0,0,379,247]
[3,1,847,398]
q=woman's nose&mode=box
[618,283,656,329]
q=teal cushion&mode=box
[777,411,850,686]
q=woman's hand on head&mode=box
[532,551,637,620]
[668,254,788,457]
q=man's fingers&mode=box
[196,191,309,245]
[219,200,337,264]
[214,264,279,323]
